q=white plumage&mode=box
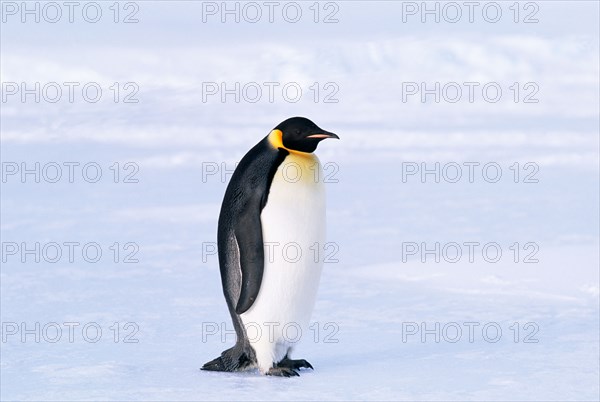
[241,152,326,374]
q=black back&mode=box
[217,136,288,317]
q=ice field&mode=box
[1,1,599,400]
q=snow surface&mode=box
[1,1,599,400]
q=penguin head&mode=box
[272,117,339,153]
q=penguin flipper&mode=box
[233,208,264,315]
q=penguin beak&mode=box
[307,131,340,140]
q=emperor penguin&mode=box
[202,117,339,377]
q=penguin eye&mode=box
[295,129,301,135]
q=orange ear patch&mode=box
[268,129,284,149]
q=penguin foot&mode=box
[202,355,231,372]
[267,366,299,377]
[277,357,314,371]
[201,345,255,372]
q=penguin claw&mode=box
[267,367,299,377]
[277,357,314,371]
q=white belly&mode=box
[241,152,325,372]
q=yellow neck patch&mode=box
[268,129,312,156]
[268,129,285,149]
